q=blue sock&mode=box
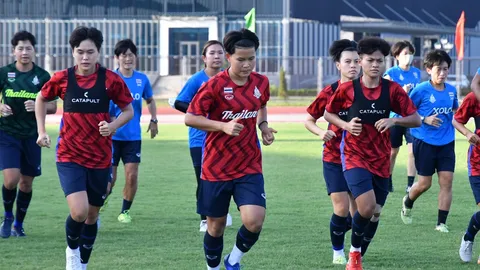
[351,212,370,249]
[464,211,480,242]
[2,185,16,218]
[204,232,223,268]
[80,223,98,264]
[330,214,347,251]
[236,225,261,253]
[361,220,379,256]
[15,190,32,228]
[121,199,133,213]
[66,215,85,249]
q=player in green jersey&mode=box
[0,31,56,238]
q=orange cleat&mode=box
[346,251,363,270]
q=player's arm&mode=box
[324,87,362,136]
[472,70,480,101]
[385,85,421,129]
[305,91,336,141]
[174,100,189,113]
[109,104,133,131]
[45,100,57,114]
[145,97,158,138]
[35,73,62,148]
[453,95,480,144]
[257,106,277,146]
[174,78,199,113]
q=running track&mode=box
[46,107,314,124]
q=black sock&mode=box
[204,232,223,268]
[236,225,261,253]
[2,185,16,217]
[351,212,370,249]
[464,211,480,242]
[437,210,449,225]
[121,199,132,213]
[407,176,415,187]
[361,220,379,256]
[346,212,352,232]
[201,215,207,221]
[404,195,415,208]
[65,215,85,249]
[14,190,32,227]
[388,175,394,191]
[330,214,347,250]
[79,223,98,264]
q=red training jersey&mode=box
[307,81,344,164]
[187,69,270,181]
[41,65,133,169]
[326,78,417,178]
[454,92,480,176]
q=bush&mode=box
[278,67,288,99]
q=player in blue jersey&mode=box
[400,50,458,233]
[384,41,422,193]
[174,40,232,232]
[102,39,158,223]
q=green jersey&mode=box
[0,62,51,139]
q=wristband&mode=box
[150,119,158,124]
[258,121,268,129]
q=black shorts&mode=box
[112,140,141,166]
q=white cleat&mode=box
[332,252,347,265]
[226,213,233,227]
[81,264,87,270]
[435,223,449,233]
[199,220,207,232]
[401,195,413,225]
[65,247,82,270]
[459,235,473,262]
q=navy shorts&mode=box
[112,140,141,166]
[0,129,41,177]
[390,126,413,148]
[190,147,202,168]
[469,176,480,204]
[412,138,455,176]
[344,168,389,206]
[57,162,110,207]
[197,173,266,218]
[323,161,349,195]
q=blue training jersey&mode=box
[176,70,210,148]
[409,81,458,146]
[109,69,153,141]
[384,66,422,118]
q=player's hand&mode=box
[319,130,336,142]
[98,121,116,137]
[345,117,362,136]
[424,114,443,128]
[24,100,35,112]
[402,84,413,93]
[36,133,51,148]
[375,118,395,133]
[261,126,277,146]
[0,103,13,117]
[147,121,158,139]
[466,132,480,145]
[222,117,244,136]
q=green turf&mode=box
[1,123,480,269]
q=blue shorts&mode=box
[323,161,349,195]
[197,173,266,218]
[57,162,110,207]
[469,176,480,204]
[412,138,455,176]
[112,140,141,166]
[0,129,41,177]
[344,168,389,206]
[390,126,413,148]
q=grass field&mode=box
[2,122,480,269]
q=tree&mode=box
[278,67,288,99]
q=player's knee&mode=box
[207,219,226,237]
[70,208,88,222]
[439,181,453,191]
[18,180,33,192]
[418,181,432,192]
[332,202,350,217]
[243,219,264,233]
[3,176,20,189]
[358,202,376,218]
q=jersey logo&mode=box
[371,103,376,109]
[222,110,258,120]
[224,87,234,100]
[136,79,142,87]
[7,72,15,82]
[399,74,404,81]
[449,92,455,100]
[429,94,436,103]
[413,72,419,79]
[84,92,89,98]
[32,76,39,85]
[253,86,261,99]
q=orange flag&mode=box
[455,11,465,61]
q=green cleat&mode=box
[118,210,132,223]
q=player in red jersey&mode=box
[35,26,133,270]
[305,39,360,265]
[453,91,480,262]
[185,28,276,270]
[324,37,421,270]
